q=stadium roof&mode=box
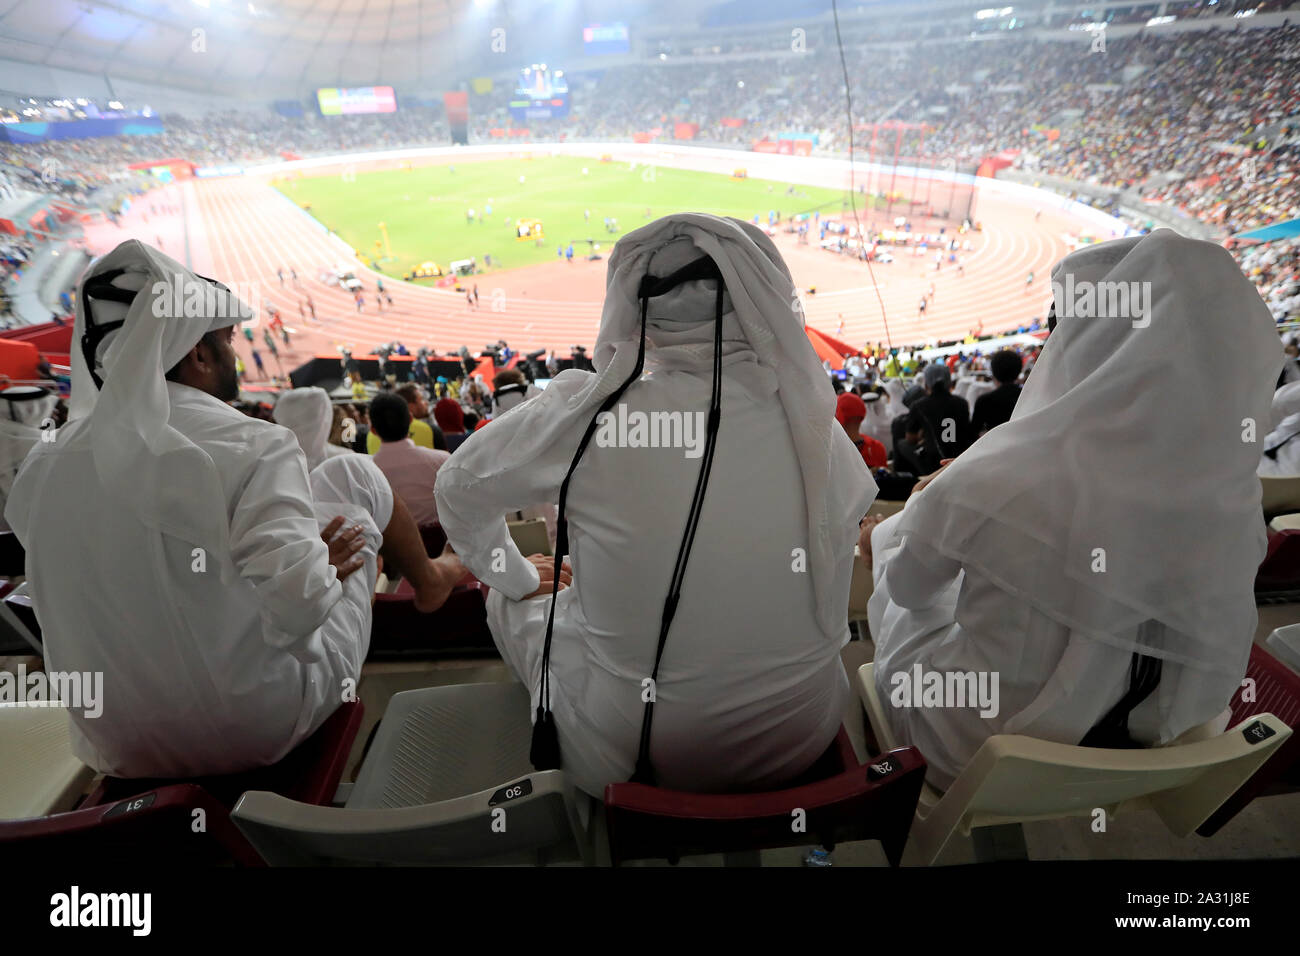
[0,0,516,99]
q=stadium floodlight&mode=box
[659,53,667,60]
[1147,15,1175,25]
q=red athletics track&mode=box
[83,167,1077,384]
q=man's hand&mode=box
[910,458,956,498]
[321,516,366,582]
[521,553,572,600]
[410,543,466,613]
[858,514,887,571]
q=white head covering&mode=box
[472,213,874,635]
[882,230,1281,676]
[274,387,336,470]
[494,382,541,415]
[1269,380,1300,433]
[0,386,58,519]
[10,239,251,556]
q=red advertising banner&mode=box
[633,131,652,143]
[777,140,794,155]
[752,139,779,153]
[673,122,699,140]
[489,128,507,138]
[507,128,530,138]
[791,140,813,156]
[720,117,745,128]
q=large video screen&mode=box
[316,87,397,116]
[583,23,630,55]
[509,66,569,121]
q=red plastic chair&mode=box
[370,577,496,659]
[0,784,265,865]
[418,523,447,557]
[0,700,365,865]
[1197,644,1300,836]
[603,729,926,866]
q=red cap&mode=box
[835,392,867,426]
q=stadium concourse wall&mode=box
[232,140,1135,247]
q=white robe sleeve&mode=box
[228,428,343,644]
[435,382,586,601]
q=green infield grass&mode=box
[276,155,857,278]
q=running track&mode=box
[85,170,1076,381]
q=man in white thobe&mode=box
[865,231,1280,789]
[436,215,875,797]
[0,385,59,533]
[1258,380,1300,477]
[6,241,463,779]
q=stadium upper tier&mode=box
[0,21,1296,321]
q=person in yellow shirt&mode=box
[366,384,436,452]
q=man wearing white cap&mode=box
[435,214,875,797]
[0,384,58,532]
[274,386,354,470]
[6,240,464,779]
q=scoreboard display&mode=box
[316,86,397,116]
[583,23,630,55]
[509,66,569,122]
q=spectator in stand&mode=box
[369,392,452,526]
[862,232,1280,790]
[835,392,888,469]
[911,362,970,458]
[434,397,471,452]
[970,350,1024,437]
[366,384,436,452]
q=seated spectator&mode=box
[435,397,471,452]
[911,362,970,457]
[370,391,451,526]
[1258,380,1300,477]
[892,410,943,477]
[0,385,58,533]
[435,214,874,797]
[366,383,435,452]
[862,232,1279,789]
[835,392,888,469]
[493,367,539,415]
[346,403,371,454]
[889,383,926,451]
[274,386,354,469]
[970,349,1023,437]
[6,241,465,778]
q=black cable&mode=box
[832,0,893,353]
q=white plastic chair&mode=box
[232,682,592,865]
[0,705,94,820]
[507,517,551,557]
[1269,512,1300,533]
[848,549,873,624]
[856,662,1292,865]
